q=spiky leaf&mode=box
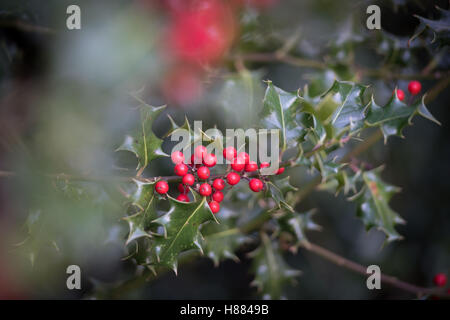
[116,103,168,170]
[123,179,159,245]
[350,167,405,242]
[276,209,321,250]
[151,195,218,273]
[250,233,301,299]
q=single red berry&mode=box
[231,159,245,172]
[212,191,224,202]
[226,172,240,185]
[177,183,188,194]
[197,166,210,180]
[176,194,190,202]
[199,183,212,196]
[223,146,237,161]
[155,181,169,194]
[396,89,405,101]
[203,153,217,167]
[182,173,195,186]
[208,200,220,214]
[260,162,270,169]
[237,152,250,164]
[276,167,285,175]
[171,151,185,164]
[212,178,225,191]
[245,161,258,172]
[249,178,264,192]
[174,163,189,176]
[194,145,207,162]
[433,273,447,287]
[408,80,421,95]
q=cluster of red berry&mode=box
[394,80,422,101]
[154,145,284,214]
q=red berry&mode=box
[433,273,447,287]
[199,183,212,196]
[408,80,421,95]
[245,161,258,172]
[208,200,220,214]
[171,151,185,164]
[237,152,250,164]
[276,167,285,175]
[197,166,210,180]
[223,146,237,161]
[203,153,217,167]
[182,173,195,186]
[226,172,240,185]
[231,159,245,172]
[155,181,169,194]
[395,89,405,101]
[174,163,189,176]
[177,183,188,194]
[194,145,207,161]
[176,194,190,202]
[249,178,264,192]
[260,162,270,169]
[212,178,225,191]
[212,191,224,202]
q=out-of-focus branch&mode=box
[235,52,447,80]
[300,241,450,298]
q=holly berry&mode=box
[260,162,270,169]
[276,167,285,175]
[174,163,189,176]
[199,183,212,196]
[245,161,258,172]
[177,183,188,194]
[433,273,447,287]
[176,194,190,202]
[212,178,225,191]
[237,152,250,164]
[231,159,245,172]
[197,166,210,180]
[223,146,237,161]
[249,178,264,192]
[203,153,217,167]
[396,89,405,101]
[212,191,224,202]
[194,145,207,162]
[226,172,240,185]
[182,173,195,186]
[171,151,185,164]
[408,80,421,95]
[208,200,220,214]
[155,181,169,194]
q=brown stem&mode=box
[300,241,449,298]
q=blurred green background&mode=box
[0,0,448,299]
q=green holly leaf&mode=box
[276,209,321,251]
[150,195,218,273]
[321,80,368,137]
[260,81,305,152]
[349,167,405,242]
[123,179,159,245]
[366,94,440,142]
[265,176,297,212]
[202,209,251,266]
[411,7,450,46]
[249,233,301,299]
[116,102,168,171]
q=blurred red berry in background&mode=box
[166,0,236,64]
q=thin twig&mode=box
[300,241,449,298]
